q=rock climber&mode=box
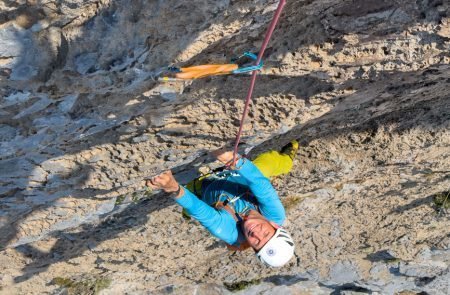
[146,141,298,267]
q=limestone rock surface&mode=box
[0,0,449,294]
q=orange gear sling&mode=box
[176,64,239,79]
[158,52,262,82]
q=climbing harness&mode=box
[157,52,263,81]
[185,161,258,221]
[215,190,256,224]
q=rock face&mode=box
[0,0,449,294]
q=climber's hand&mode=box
[211,149,236,165]
[146,170,179,193]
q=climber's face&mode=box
[242,210,278,251]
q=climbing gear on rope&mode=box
[231,0,287,166]
[231,52,264,74]
[256,227,295,267]
[157,52,263,81]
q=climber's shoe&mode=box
[280,140,299,161]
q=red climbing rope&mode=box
[231,0,287,165]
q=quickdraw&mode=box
[158,52,263,81]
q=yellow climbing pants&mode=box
[252,150,294,178]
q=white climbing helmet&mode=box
[256,227,295,267]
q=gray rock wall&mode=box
[0,0,449,293]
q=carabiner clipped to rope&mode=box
[231,52,264,75]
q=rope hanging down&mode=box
[231,0,287,165]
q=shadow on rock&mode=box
[14,191,170,283]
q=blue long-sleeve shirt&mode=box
[175,158,286,246]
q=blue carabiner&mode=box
[231,51,263,74]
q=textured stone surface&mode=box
[328,261,361,284]
[0,0,449,294]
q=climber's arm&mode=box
[146,171,239,245]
